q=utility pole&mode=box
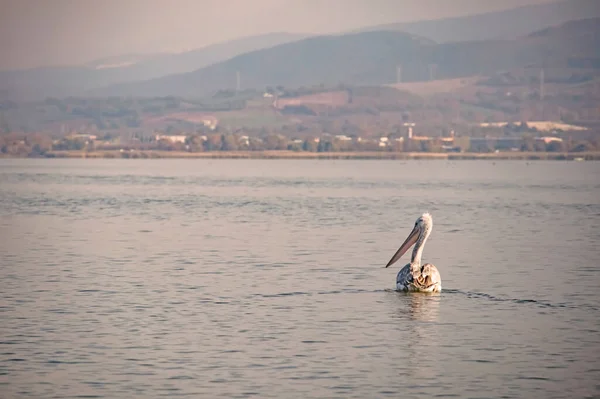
[540,69,544,100]
[428,64,437,81]
[396,65,402,84]
[540,68,545,120]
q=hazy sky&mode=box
[1,0,560,70]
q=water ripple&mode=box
[1,159,599,399]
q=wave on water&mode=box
[255,287,599,312]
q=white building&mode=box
[155,134,187,143]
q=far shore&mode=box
[2,150,599,160]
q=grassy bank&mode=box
[4,150,599,160]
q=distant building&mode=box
[403,122,416,139]
[479,121,586,132]
[469,137,522,150]
[155,134,187,143]
[410,136,431,141]
[200,117,218,131]
[68,133,97,141]
[239,135,250,146]
[536,136,563,144]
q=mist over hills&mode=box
[84,32,311,78]
[91,17,600,98]
[0,32,309,101]
[1,0,598,101]
[91,31,431,97]
[1,18,599,144]
[356,0,599,43]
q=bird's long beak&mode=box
[384,225,420,268]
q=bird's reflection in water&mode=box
[407,292,441,322]
[386,290,441,322]
[387,292,442,384]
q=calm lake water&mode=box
[1,159,599,399]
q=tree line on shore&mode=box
[1,131,598,157]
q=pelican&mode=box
[384,212,441,292]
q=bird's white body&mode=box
[384,213,442,293]
[395,262,442,293]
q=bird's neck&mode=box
[410,228,429,272]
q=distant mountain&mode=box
[355,0,600,43]
[84,53,166,70]
[4,0,600,102]
[90,31,433,98]
[85,32,311,79]
[91,18,600,98]
[0,32,309,101]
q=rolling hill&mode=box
[0,32,309,101]
[3,0,599,102]
[356,0,600,43]
[91,18,600,98]
[90,31,434,97]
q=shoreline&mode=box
[2,150,599,160]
